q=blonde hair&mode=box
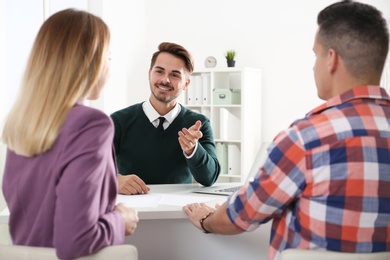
[2,9,110,157]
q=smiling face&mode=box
[148,52,190,107]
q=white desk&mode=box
[0,184,272,260]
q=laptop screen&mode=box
[193,141,271,196]
[244,141,270,183]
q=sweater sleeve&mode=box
[53,110,124,259]
[110,112,121,155]
[187,119,220,186]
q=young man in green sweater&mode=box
[111,42,220,195]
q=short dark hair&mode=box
[317,0,389,79]
[149,42,194,73]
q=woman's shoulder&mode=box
[54,104,114,164]
[64,103,113,132]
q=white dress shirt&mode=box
[142,99,180,130]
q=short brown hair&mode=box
[149,42,194,73]
[317,0,389,80]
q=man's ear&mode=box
[328,48,338,74]
[183,77,191,90]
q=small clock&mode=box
[205,56,217,68]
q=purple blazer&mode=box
[2,104,125,259]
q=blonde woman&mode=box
[1,9,138,259]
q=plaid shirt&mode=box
[227,85,390,260]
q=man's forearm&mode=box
[203,203,244,235]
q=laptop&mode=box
[193,142,270,196]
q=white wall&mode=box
[97,0,147,114]
[139,0,390,142]
[102,0,390,142]
[3,0,43,114]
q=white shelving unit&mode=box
[183,67,262,182]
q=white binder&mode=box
[220,108,241,140]
[216,142,228,175]
[194,75,202,105]
[227,144,241,175]
[201,74,211,105]
[187,76,196,105]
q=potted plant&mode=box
[225,50,236,67]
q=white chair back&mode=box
[280,249,390,260]
[0,244,138,260]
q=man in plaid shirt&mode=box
[183,1,390,259]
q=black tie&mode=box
[157,117,165,131]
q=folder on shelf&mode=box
[201,107,211,119]
[187,76,196,105]
[194,75,202,105]
[228,144,241,175]
[216,142,228,175]
[219,108,241,140]
[201,73,211,105]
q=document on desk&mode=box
[116,193,215,208]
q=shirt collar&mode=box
[142,99,181,124]
[307,85,390,116]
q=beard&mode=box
[150,82,181,103]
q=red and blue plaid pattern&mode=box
[227,85,390,260]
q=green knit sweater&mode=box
[110,103,220,185]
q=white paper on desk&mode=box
[157,193,215,206]
[116,193,215,208]
[116,193,163,208]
